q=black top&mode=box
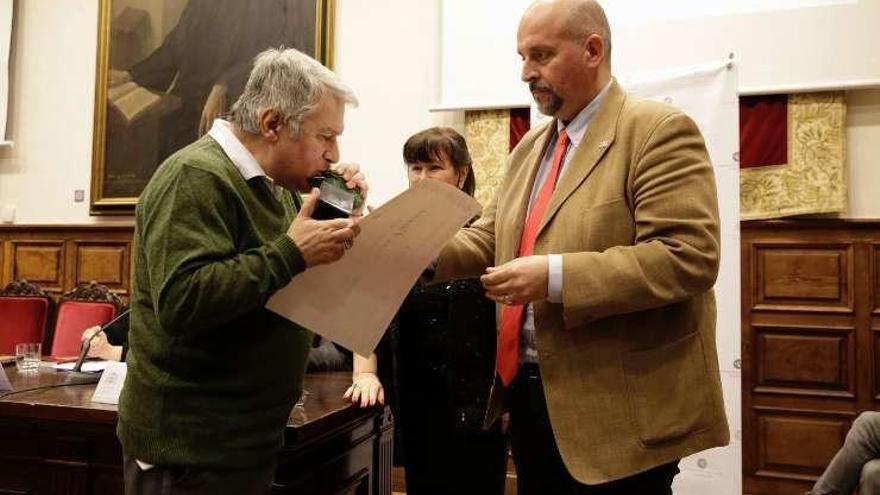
[104,309,130,361]
[379,276,497,441]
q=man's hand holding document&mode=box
[266,179,481,356]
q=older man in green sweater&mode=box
[117,48,365,494]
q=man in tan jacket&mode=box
[435,0,729,493]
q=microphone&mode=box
[72,309,131,373]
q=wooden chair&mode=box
[47,282,121,357]
[0,280,54,355]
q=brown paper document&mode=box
[266,180,482,356]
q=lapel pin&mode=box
[598,140,611,151]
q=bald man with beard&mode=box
[435,1,729,493]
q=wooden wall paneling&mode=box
[753,242,854,313]
[755,408,851,481]
[10,240,66,296]
[63,239,74,303]
[873,243,880,315]
[865,240,878,410]
[753,324,855,398]
[743,220,880,495]
[71,241,131,300]
[872,326,880,401]
[0,240,5,284]
[855,241,875,414]
[871,243,880,410]
[0,239,9,287]
[741,228,756,491]
[0,224,134,303]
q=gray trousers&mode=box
[123,454,276,495]
[809,411,880,495]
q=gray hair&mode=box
[229,48,358,136]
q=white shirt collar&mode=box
[208,119,284,199]
[556,79,613,148]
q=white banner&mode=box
[631,59,742,495]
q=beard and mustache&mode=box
[529,81,562,116]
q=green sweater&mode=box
[117,136,312,469]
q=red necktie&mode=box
[496,129,570,386]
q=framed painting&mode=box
[90,0,335,214]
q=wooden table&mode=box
[0,364,393,495]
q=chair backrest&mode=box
[0,280,54,354]
[0,297,51,354]
[48,281,120,357]
[50,300,117,357]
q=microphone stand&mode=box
[65,309,130,385]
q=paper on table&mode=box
[91,361,128,405]
[266,180,482,356]
[54,361,111,373]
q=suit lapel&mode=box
[538,81,626,234]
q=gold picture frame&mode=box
[90,0,336,214]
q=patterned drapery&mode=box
[466,92,848,221]
[740,92,847,220]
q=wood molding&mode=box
[872,243,880,315]
[743,220,880,495]
[751,242,854,313]
[9,240,65,294]
[0,224,134,304]
[754,410,850,481]
[752,323,856,399]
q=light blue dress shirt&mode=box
[520,81,612,363]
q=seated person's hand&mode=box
[80,326,123,361]
[343,372,384,408]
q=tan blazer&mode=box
[436,80,729,484]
